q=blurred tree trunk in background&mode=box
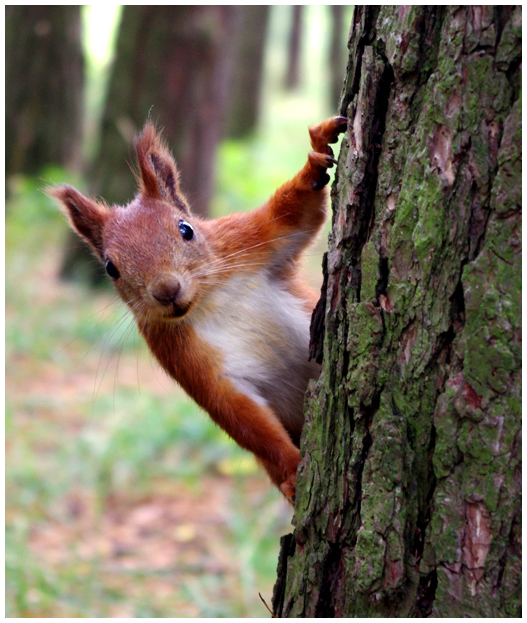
[6,5,84,178]
[273,5,521,617]
[284,6,303,89]
[328,6,345,111]
[227,6,270,139]
[62,5,238,285]
[90,5,238,214]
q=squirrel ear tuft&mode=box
[46,185,110,258]
[134,124,189,213]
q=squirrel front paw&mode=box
[307,116,348,190]
[308,152,338,190]
[309,115,348,154]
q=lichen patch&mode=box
[429,124,455,186]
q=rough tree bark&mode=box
[273,6,521,617]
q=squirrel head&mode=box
[48,124,214,322]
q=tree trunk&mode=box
[6,5,84,177]
[89,5,238,214]
[273,5,521,617]
[61,5,238,286]
[284,6,303,90]
[328,6,345,111]
[227,6,270,139]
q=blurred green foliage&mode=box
[6,5,351,617]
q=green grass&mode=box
[6,6,349,617]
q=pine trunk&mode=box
[284,6,303,90]
[6,6,84,177]
[227,6,270,139]
[328,6,346,111]
[89,5,238,214]
[273,6,521,617]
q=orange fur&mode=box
[48,116,348,504]
[139,320,301,488]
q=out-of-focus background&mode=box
[5,6,352,617]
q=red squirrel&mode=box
[49,115,347,503]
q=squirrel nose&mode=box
[150,276,181,306]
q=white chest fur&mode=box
[191,272,319,429]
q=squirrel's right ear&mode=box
[134,123,190,214]
[46,185,110,258]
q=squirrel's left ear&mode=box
[134,123,190,214]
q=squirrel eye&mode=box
[178,220,194,241]
[105,259,120,280]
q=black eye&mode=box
[178,220,194,241]
[105,259,120,280]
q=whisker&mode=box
[279,377,308,394]
[52,294,123,359]
[190,228,319,275]
[91,303,138,408]
[191,261,271,279]
[92,295,142,407]
[112,312,139,411]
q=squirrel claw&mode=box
[328,116,349,142]
[334,115,349,128]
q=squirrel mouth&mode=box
[169,301,192,319]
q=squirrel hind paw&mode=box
[279,475,297,505]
